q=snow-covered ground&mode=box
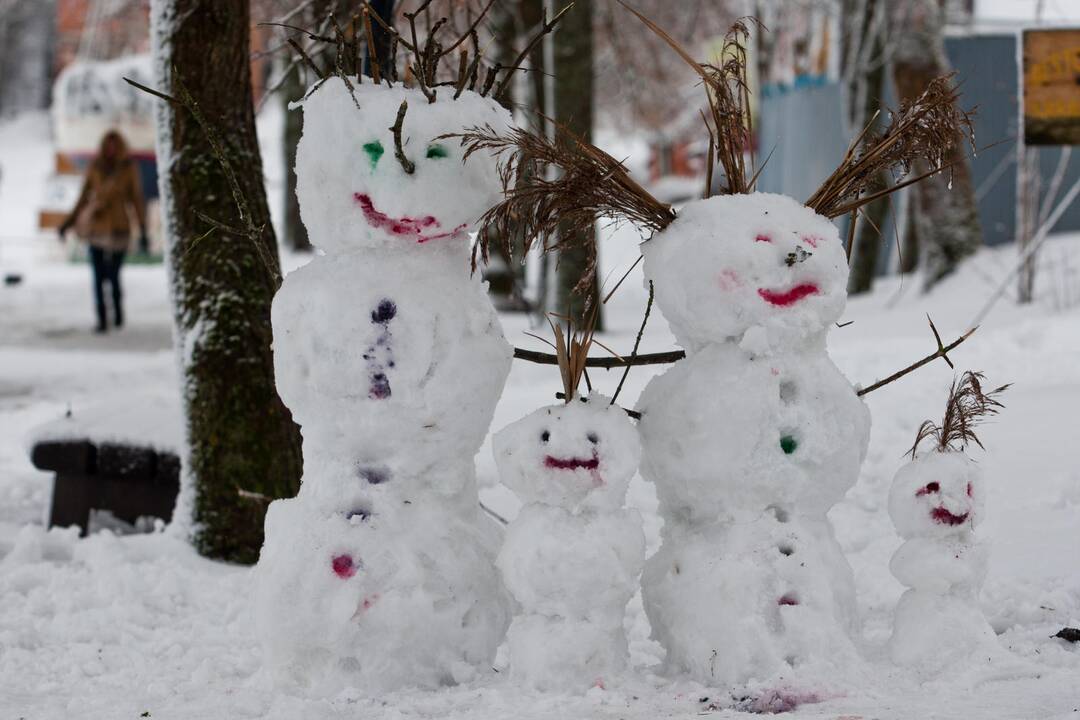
[2,109,1079,718]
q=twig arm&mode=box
[857,320,977,397]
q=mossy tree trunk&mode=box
[553,0,602,330]
[152,0,302,564]
[282,61,311,252]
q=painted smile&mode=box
[930,507,969,526]
[758,283,820,307]
[354,193,466,243]
[544,455,600,471]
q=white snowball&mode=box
[272,247,511,464]
[888,451,985,540]
[497,503,644,621]
[642,193,849,354]
[642,515,859,688]
[255,496,510,695]
[637,343,870,527]
[295,81,510,253]
[493,394,641,512]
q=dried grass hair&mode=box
[529,307,618,403]
[909,371,1009,459]
[807,74,976,219]
[453,122,676,292]
[618,2,756,197]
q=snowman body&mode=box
[636,193,870,687]
[888,451,998,676]
[494,395,645,692]
[255,81,513,694]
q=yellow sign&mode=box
[1023,29,1080,145]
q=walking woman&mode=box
[59,130,147,333]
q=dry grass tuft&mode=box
[452,123,675,292]
[909,371,1009,458]
[807,74,976,219]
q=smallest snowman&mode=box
[888,372,1008,677]
[494,327,645,692]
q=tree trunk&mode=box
[553,0,601,329]
[891,0,982,290]
[282,62,311,252]
[151,0,302,564]
[844,0,890,294]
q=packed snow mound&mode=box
[637,344,870,524]
[642,193,848,354]
[493,393,641,512]
[255,496,510,695]
[294,80,511,252]
[272,245,512,459]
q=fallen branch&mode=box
[856,317,976,397]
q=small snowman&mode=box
[888,372,1007,676]
[493,321,645,693]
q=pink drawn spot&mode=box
[758,284,820,307]
[801,235,820,248]
[718,268,741,291]
[361,593,380,611]
[770,367,780,376]
[778,593,800,606]
[332,554,357,579]
[755,233,772,243]
[593,677,606,690]
[967,482,973,498]
[354,193,466,243]
[915,481,940,497]
[931,508,969,526]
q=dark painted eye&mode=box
[916,481,941,497]
[540,430,550,443]
[586,432,599,444]
[363,140,384,168]
[425,144,448,159]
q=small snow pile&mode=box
[254,79,514,695]
[27,392,182,455]
[494,393,644,692]
[637,192,870,693]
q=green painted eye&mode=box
[362,141,384,168]
[425,144,448,159]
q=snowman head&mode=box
[643,193,849,353]
[494,394,640,512]
[295,80,510,253]
[889,451,984,539]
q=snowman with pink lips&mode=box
[887,373,1006,676]
[636,192,871,690]
[494,380,645,692]
[254,78,514,694]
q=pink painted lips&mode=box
[758,283,820,307]
[354,193,466,243]
[930,507,969,526]
[544,453,603,487]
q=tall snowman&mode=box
[253,76,514,694]
[636,192,870,690]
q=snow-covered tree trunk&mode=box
[891,0,982,290]
[0,0,54,117]
[151,0,302,563]
[553,0,602,329]
[282,62,311,252]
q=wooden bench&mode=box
[31,439,180,536]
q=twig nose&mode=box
[785,245,812,267]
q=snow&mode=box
[2,108,1080,717]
